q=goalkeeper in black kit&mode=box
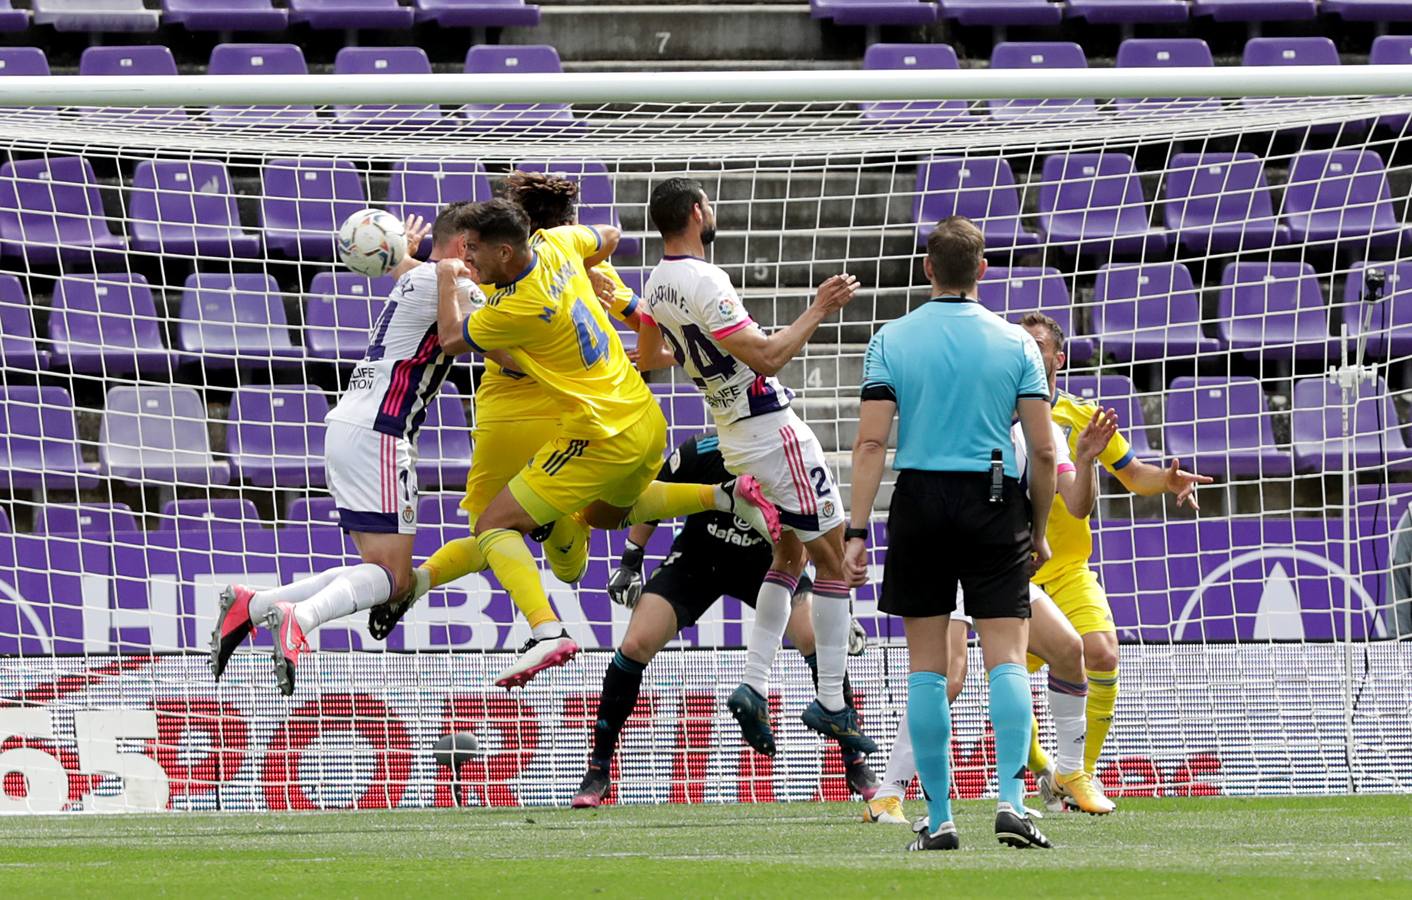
[571,432,877,807]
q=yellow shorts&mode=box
[1034,566,1115,637]
[461,416,560,520]
[508,403,667,526]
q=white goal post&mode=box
[0,66,1408,813]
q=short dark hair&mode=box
[500,170,578,231]
[464,197,530,247]
[926,215,985,291]
[1021,311,1065,352]
[431,200,476,246]
[649,177,706,237]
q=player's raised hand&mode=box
[1165,458,1213,510]
[587,266,617,309]
[814,273,860,315]
[436,256,469,279]
[402,214,430,254]
[1075,407,1119,465]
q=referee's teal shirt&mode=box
[861,297,1049,479]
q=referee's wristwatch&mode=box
[844,527,869,544]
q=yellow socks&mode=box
[422,537,487,588]
[1027,713,1053,774]
[622,481,717,527]
[1084,668,1119,774]
[544,512,590,583]
[477,528,559,631]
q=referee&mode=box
[844,215,1057,852]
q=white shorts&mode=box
[953,581,1048,624]
[718,408,844,542]
[324,420,419,535]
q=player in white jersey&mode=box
[209,205,483,696]
[635,177,873,757]
[863,414,1120,827]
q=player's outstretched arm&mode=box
[388,215,430,281]
[1063,407,1119,519]
[844,396,895,586]
[717,274,859,376]
[1017,397,1057,570]
[583,225,621,269]
[1112,456,1214,510]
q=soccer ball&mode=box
[337,208,407,278]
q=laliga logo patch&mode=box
[717,296,738,319]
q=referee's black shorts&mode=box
[879,469,1034,620]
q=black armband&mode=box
[844,527,869,543]
[860,383,896,403]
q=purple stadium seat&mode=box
[1065,1,1187,24]
[1351,483,1412,527]
[0,386,99,490]
[1092,263,1220,363]
[1241,37,1361,135]
[386,161,494,256]
[515,160,639,256]
[1343,261,1412,359]
[1057,374,1158,455]
[0,276,46,371]
[227,385,330,488]
[290,0,414,29]
[305,271,394,362]
[163,1,288,31]
[1292,376,1412,473]
[417,494,474,531]
[1325,1,1412,20]
[1164,376,1292,478]
[79,46,186,123]
[0,3,26,30]
[129,161,262,258]
[1282,150,1408,251]
[415,0,541,27]
[49,274,174,376]
[938,1,1063,26]
[158,499,263,532]
[651,382,711,450]
[1191,1,1316,21]
[860,44,970,125]
[260,158,368,260]
[1217,261,1338,361]
[0,47,49,77]
[177,273,301,370]
[1370,37,1412,132]
[977,267,1094,363]
[989,43,1095,121]
[811,0,940,26]
[34,503,140,538]
[1162,152,1288,255]
[416,384,473,489]
[1114,39,1220,117]
[288,496,342,527]
[100,385,230,486]
[1037,153,1169,259]
[0,157,127,265]
[462,45,573,127]
[914,157,1038,253]
[334,48,441,128]
[207,44,317,126]
[33,0,159,32]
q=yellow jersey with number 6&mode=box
[464,224,651,440]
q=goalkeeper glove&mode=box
[607,541,645,609]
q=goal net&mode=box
[0,71,1410,812]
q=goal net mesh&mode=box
[0,89,1410,812]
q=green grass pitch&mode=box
[0,797,1405,898]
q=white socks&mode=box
[277,564,395,635]
[1047,676,1089,774]
[876,708,917,802]
[247,566,356,623]
[741,571,796,695]
[809,579,853,711]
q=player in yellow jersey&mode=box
[369,173,642,651]
[432,198,781,687]
[1018,312,1212,812]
